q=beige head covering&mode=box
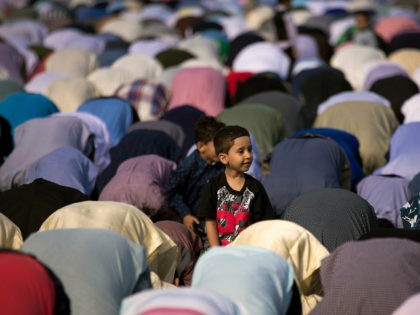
[331,44,386,90]
[229,220,329,315]
[389,48,420,76]
[87,67,138,96]
[99,17,142,42]
[0,213,23,249]
[39,200,179,284]
[177,35,220,63]
[45,48,98,77]
[46,77,99,112]
[314,100,399,174]
[111,54,163,81]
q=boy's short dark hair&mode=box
[214,125,250,155]
[194,116,226,144]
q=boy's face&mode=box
[197,140,218,164]
[355,13,370,30]
[220,136,253,172]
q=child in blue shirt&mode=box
[166,116,226,232]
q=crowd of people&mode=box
[0,0,420,314]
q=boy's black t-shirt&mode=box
[198,172,276,245]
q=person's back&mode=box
[166,116,225,233]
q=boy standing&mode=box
[166,116,226,232]
[199,125,276,247]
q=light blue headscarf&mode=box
[192,246,294,315]
[21,229,152,315]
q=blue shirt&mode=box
[166,150,224,219]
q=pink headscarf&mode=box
[168,67,226,116]
[375,16,420,42]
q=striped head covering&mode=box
[115,79,170,121]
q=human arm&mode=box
[205,219,220,247]
[166,157,193,220]
[183,214,200,230]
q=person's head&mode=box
[214,125,253,172]
[194,116,226,164]
[354,11,373,30]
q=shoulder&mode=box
[245,173,263,189]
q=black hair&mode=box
[194,116,226,144]
[214,125,250,155]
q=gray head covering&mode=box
[21,229,152,315]
[284,188,378,252]
[311,238,420,315]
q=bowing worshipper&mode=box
[110,54,163,83]
[330,44,387,91]
[120,287,246,315]
[361,60,409,91]
[160,105,206,157]
[0,250,70,315]
[374,15,420,45]
[231,41,291,82]
[388,48,420,79]
[232,72,290,105]
[52,111,112,173]
[229,220,329,315]
[155,220,203,286]
[263,134,350,217]
[167,67,226,117]
[99,155,176,220]
[25,71,70,95]
[0,41,26,85]
[95,129,180,195]
[39,200,179,286]
[127,120,186,155]
[114,79,170,122]
[309,238,420,315]
[293,128,364,191]
[192,246,295,315]
[401,93,420,124]
[313,95,399,175]
[235,90,305,139]
[369,75,419,123]
[0,178,88,239]
[77,96,139,147]
[0,212,23,249]
[387,30,420,54]
[25,146,98,197]
[0,91,58,142]
[21,229,152,315]
[0,115,94,191]
[357,174,410,228]
[217,103,285,165]
[225,31,265,68]
[44,47,98,78]
[284,188,378,252]
[155,48,196,69]
[45,76,99,112]
[374,122,420,181]
[290,66,352,127]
